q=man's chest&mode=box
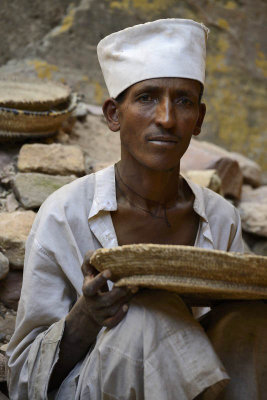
[111,206,200,246]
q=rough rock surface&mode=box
[207,157,243,200]
[0,303,16,345]
[0,253,9,281]
[181,139,229,170]
[70,115,120,170]
[185,140,262,187]
[17,143,85,176]
[184,170,221,193]
[241,185,267,204]
[252,240,267,256]
[181,140,243,199]
[5,193,20,213]
[229,152,262,187]
[0,211,36,269]
[0,271,23,310]
[238,203,267,238]
[14,172,76,209]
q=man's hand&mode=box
[49,250,138,392]
[81,250,137,329]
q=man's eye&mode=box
[177,97,193,106]
[138,94,154,102]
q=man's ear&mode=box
[193,103,206,136]
[102,98,120,132]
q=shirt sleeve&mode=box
[227,207,244,253]
[6,233,77,400]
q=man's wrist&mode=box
[65,296,101,344]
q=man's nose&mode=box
[155,97,176,129]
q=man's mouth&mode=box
[147,136,178,145]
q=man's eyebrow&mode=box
[172,89,198,98]
[133,86,198,98]
[133,86,160,95]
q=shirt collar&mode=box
[88,165,214,247]
[88,164,117,220]
[183,175,214,247]
[182,175,208,223]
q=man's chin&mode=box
[137,157,180,173]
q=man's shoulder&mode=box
[36,164,115,226]
[42,173,96,212]
[188,179,239,223]
[202,186,236,216]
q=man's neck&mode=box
[116,158,181,207]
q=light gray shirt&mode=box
[7,165,244,400]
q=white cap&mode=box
[97,18,209,98]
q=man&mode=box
[7,19,266,400]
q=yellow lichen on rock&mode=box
[255,47,267,78]
[50,4,76,37]
[204,33,266,170]
[205,77,266,170]
[28,60,59,79]
[93,81,105,104]
[217,18,230,30]
[224,1,237,10]
[206,36,230,73]
[59,6,76,34]
[106,0,175,15]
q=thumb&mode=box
[81,250,98,277]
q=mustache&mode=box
[145,132,180,142]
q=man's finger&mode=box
[83,269,111,297]
[103,304,129,329]
[81,250,98,277]
[96,287,133,308]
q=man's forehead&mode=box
[129,77,202,95]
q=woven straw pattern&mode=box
[0,94,77,133]
[0,81,71,110]
[90,244,267,300]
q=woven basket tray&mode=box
[90,244,267,300]
[0,80,71,111]
[0,93,77,134]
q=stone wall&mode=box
[1,0,266,169]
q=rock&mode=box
[252,240,267,256]
[207,157,243,200]
[0,270,23,310]
[185,170,221,193]
[189,140,262,188]
[181,139,228,171]
[241,185,267,204]
[238,202,267,238]
[13,172,76,209]
[229,152,261,187]
[242,240,253,254]
[0,353,7,385]
[0,163,16,186]
[70,115,120,166]
[262,172,267,186]
[181,140,243,200]
[0,303,16,347]
[6,192,19,212]
[0,390,9,400]
[91,162,114,173]
[73,102,103,119]
[0,253,9,281]
[0,211,36,269]
[17,143,85,176]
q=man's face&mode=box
[112,77,205,171]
